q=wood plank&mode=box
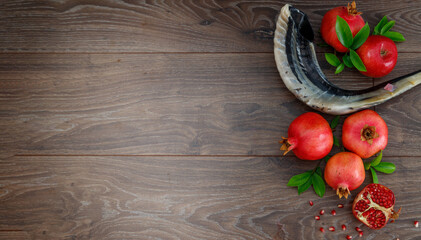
[0,53,375,156]
[372,53,421,157]
[0,1,419,53]
[0,156,419,239]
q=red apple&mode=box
[356,35,397,78]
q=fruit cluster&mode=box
[321,1,405,78]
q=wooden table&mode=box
[0,1,420,239]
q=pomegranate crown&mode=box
[347,1,362,15]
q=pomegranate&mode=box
[280,112,333,160]
[342,109,388,159]
[324,152,365,198]
[352,183,401,229]
[356,35,398,78]
[321,1,365,52]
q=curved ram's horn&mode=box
[274,4,421,115]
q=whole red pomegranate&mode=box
[280,112,333,160]
[321,1,365,52]
[356,35,398,78]
[342,109,388,159]
[324,152,365,199]
[353,183,401,229]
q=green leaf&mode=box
[381,20,395,35]
[342,54,354,68]
[325,53,341,67]
[371,168,379,183]
[298,176,313,195]
[316,167,322,176]
[373,162,396,174]
[370,150,383,167]
[323,155,331,162]
[351,23,370,49]
[312,173,326,197]
[330,115,340,129]
[364,162,371,170]
[374,16,388,35]
[349,49,367,72]
[287,171,312,187]
[335,63,345,74]
[383,31,406,42]
[336,16,353,48]
[333,135,340,147]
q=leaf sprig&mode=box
[363,150,396,183]
[373,16,405,42]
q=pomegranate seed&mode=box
[359,231,363,237]
[320,209,325,215]
[331,209,336,216]
[355,227,362,232]
[309,200,314,206]
[328,226,335,232]
[346,235,353,240]
[320,227,325,233]
[342,224,346,231]
[338,204,344,208]
[314,216,320,220]
[415,221,419,228]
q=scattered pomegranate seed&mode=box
[328,226,335,232]
[342,224,346,231]
[415,221,419,228]
[320,227,325,233]
[309,200,314,206]
[346,235,353,240]
[331,209,336,216]
[315,216,320,220]
[355,227,362,232]
[338,204,344,208]
[359,231,363,237]
[320,209,325,215]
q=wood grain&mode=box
[0,52,378,156]
[0,0,419,53]
[0,156,419,240]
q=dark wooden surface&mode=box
[0,1,420,239]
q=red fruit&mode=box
[356,35,398,78]
[320,209,325,215]
[359,231,363,237]
[331,209,336,216]
[329,226,335,232]
[346,235,353,240]
[342,224,347,230]
[324,152,365,199]
[338,204,344,208]
[320,227,325,233]
[342,109,388,159]
[415,221,419,228]
[280,112,333,160]
[352,183,401,230]
[320,1,365,52]
[315,216,320,220]
[355,227,362,232]
[309,200,314,206]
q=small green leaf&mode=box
[298,176,313,195]
[335,63,345,74]
[350,49,367,72]
[373,162,396,174]
[330,115,340,129]
[323,155,331,162]
[374,16,388,35]
[287,171,312,187]
[371,168,379,183]
[325,53,341,67]
[364,162,371,170]
[383,31,406,42]
[312,173,326,197]
[342,54,353,68]
[351,23,370,50]
[316,167,322,176]
[381,20,395,35]
[370,150,383,167]
[333,135,340,147]
[336,16,353,48]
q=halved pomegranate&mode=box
[352,183,401,229]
